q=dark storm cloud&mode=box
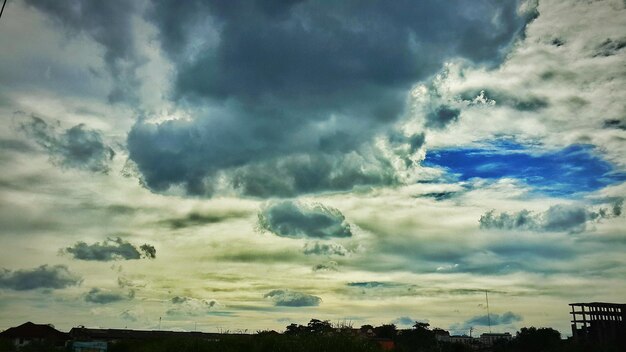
[0,265,81,290]
[425,105,461,130]
[24,0,141,103]
[19,116,114,173]
[128,124,399,197]
[303,242,348,256]
[479,200,622,233]
[64,237,156,261]
[128,0,535,197]
[258,200,352,239]
[230,152,399,197]
[264,289,321,307]
[387,131,426,167]
[85,288,133,304]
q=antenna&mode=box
[159,317,162,330]
[485,291,491,333]
[0,0,8,21]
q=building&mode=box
[570,302,626,347]
[432,328,450,343]
[449,334,474,345]
[0,322,69,348]
[480,332,512,346]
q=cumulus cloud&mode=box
[19,116,114,173]
[126,0,534,197]
[64,237,156,261]
[409,0,626,175]
[264,290,322,307]
[466,312,522,327]
[258,200,352,239]
[303,242,348,256]
[479,200,623,233]
[449,311,522,334]
[85,287,134,304]
[166,296,219,316]
[0,265,81,290]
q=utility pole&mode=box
[0,0,7,21]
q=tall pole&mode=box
[486,291,492,333]
[0,0,8,21]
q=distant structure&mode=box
[432,328,450,343]
[570,302,626,347]
[449,334,474,345]
[480,332,512,346]
[0,322,68,349]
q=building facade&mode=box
[570,302,626,347]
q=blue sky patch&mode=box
[423,143,626,196]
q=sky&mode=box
[0,0,625,337]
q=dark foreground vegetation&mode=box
[1,320,623,352]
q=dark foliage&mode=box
[373,324,397,339]
[107,333,382,352]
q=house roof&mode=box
[0,322,69,340]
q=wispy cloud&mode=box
[19,116,115,173]
[85,287,134,304]
[480,199,623,233]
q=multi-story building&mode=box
[570,302,626,347]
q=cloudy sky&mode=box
[0,0,625,337]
